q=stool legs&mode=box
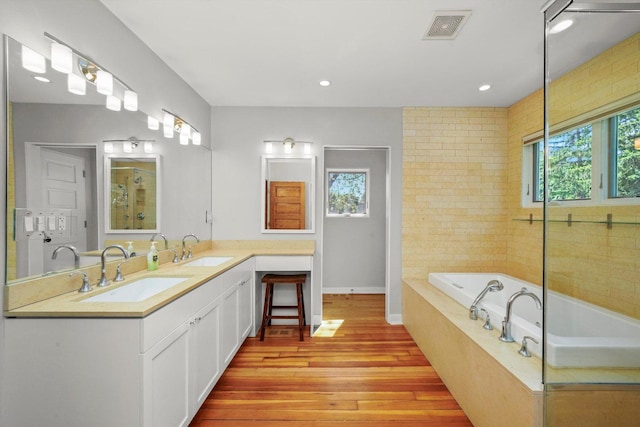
[259,280,306,342]
[296,283,304,341]
[259,283,274,341]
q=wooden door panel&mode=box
[269,181,305,229]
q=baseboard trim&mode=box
[387,313,403,325]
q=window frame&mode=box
[522,98,640,208]
[325,168,370,218]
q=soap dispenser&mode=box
[126,241,135,257]
[147,241,159,271]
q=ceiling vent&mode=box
[422,10,471,40]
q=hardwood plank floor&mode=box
[190,294,472,426]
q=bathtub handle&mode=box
[518,336,539,358]
[480,308,493,330]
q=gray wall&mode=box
[0,0,212,421]
[323,148,386,293]
[210,106,403,324]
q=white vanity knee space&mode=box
[254,255,313,329]
[3,258,255,427]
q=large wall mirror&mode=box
[261,155,315,233]
[4,34,209,284]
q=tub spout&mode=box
[469,279,503,320]
[499,287,542,343]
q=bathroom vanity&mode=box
[2,243,314,427]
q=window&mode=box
[533,124,593,202]
[610,106,640,198]
[523,102,640,207]
[326,169,369,217]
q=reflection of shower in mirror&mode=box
[109,165,156,230]
[111,183,128,205]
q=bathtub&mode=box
[428,272,640,368]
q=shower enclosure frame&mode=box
[542,1,640,425]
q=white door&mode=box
[25,145,87,274]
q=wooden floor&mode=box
[190,294,472,426]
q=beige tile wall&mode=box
[402,32,640,319]
[402,107,509,278]
[506,89,544,285]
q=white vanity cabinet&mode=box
[143,258,254,427]
[142,281,224,427]
[2,259,255,427]
[220,267,253,368]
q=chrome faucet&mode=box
[70,271,92,293]
[98,245,129,287]
[518,336,539,357]
[181,234,200,260]
[499,287,542,343]
[469,279,503,320]
[150,233,169,250]
[51,244,80,269]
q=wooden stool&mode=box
[260,274,307,341]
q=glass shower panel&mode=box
[543,2,640,425]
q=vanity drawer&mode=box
[254,255,312,271]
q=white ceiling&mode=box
[98,0,632,108]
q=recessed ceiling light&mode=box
[33,75,51,83]
[549,19,573,34]
[479,84,491,92]
[319,80,331,87]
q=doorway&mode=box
[19,143,97,277]
[321,147,390,305]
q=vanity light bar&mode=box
[103,137,155,153]
[43,32,138,111]
[263,138,313,154]
[161,109,200,146]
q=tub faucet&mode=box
[469,279,503,320]
[499,287,542,343]
[150,233,169,250]
[51,244,80,269]
[98,245,129,287]
[181,234,200,260]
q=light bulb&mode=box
[67,73,86,95]
[284,142,293,153]
[147,116,159,130]
[304,143,311,154]
[144,141,153,153]
[21,45,45,73]
[123,90,138,111]
[550,19,573,34]
[265,142,273,153]
[51,43,72,73]
[163,112,174,138]
[180,123,191,138]
[106,95,121,111]
[192,132,201,146]
[103,142,114,153]
[123,141,133,153]
[180,134,189,145]
[96,70,113,95]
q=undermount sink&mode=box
[181,256,233,267]
[81,277,190,303]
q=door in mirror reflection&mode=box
[261,155,315,233]
[106,155,159,232]
[268,181,306,229]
